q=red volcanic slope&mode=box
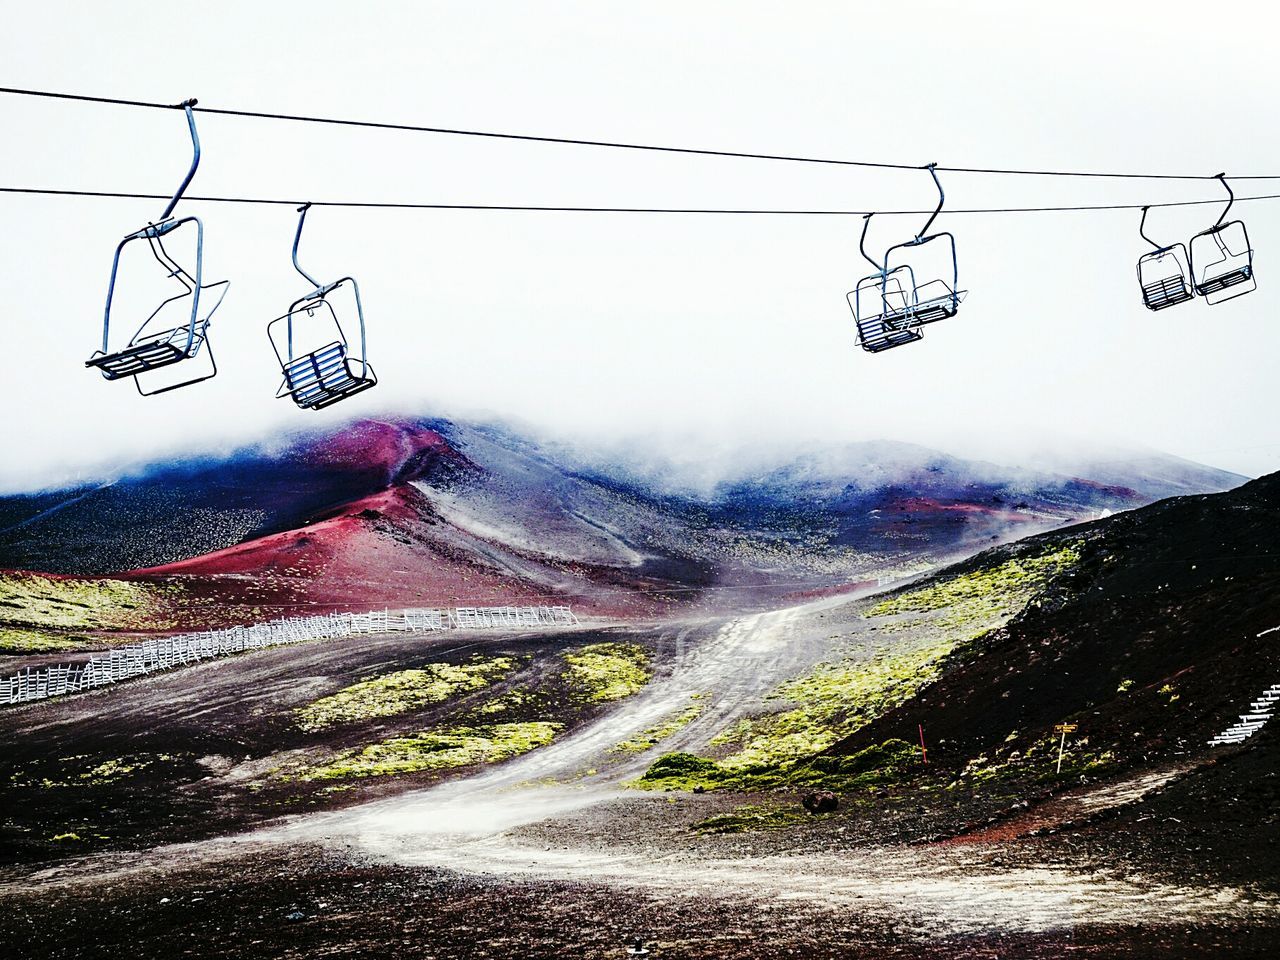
[297,419,476,486]
[127,485,671,623]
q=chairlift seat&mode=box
[884,288,963,330]
[1136,241,1195,312]
[1141,275,1194,311]
[1195,263,1252,297]
[85,324,208,380]
[849,273,925,353]
[856,314,924,353]
[280,341,377,410]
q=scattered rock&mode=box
[802,791,838,814]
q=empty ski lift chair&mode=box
[1135,205,1194,311]
[268,204,377,410]
[848,215,923,353]
[85,100,230,395]
[880,164,963,330]
[1189,174,1255,305]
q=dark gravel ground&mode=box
[4,843,1278,960]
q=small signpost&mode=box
[1054,723,1078,773]
[919,723,929,765]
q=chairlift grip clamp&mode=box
[128,218,180,241]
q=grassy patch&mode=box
[611,695,706,754]
[9,754,170,789]
[707,641,956,774]
[296,657,514,732]
[295,721,560,781]
[694,803,824,835]
[637,737,921,793]
[563,642,651,702]
[0,572,177,631]
[952,730,1117,787]
[0,628,92,654]
[867,544,1080,630]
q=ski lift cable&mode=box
[2,85,1280,182]
[5,184,1280,217]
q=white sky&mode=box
[1,1,1278,492]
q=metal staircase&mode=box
[1209,684,1279,746]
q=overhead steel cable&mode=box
[4,184,1280,216]
[1,84,1279,182]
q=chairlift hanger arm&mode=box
[1215,173,1234,227]
[1138,205,1166,252]
[858,214,882,273]
[291,202,345,298]
[291,202,322,289]
[915,163,944,241]
[160,99,200,222]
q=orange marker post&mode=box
[918,723,929,764]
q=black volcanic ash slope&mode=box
[825,471,1280,775]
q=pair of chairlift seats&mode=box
[85,101,376,409]
[1137,175,1255,311]
[847,164,966,353]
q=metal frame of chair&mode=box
[847,165,964,353]
[1136,205,1195,311]
[880,165,963,329]
[1189,174,1255,305]
[85,99,230,396]
[848,219,924,352]
[267,203,377,411]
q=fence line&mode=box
[0,605,578,708]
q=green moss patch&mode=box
[296,657,514,732]
[612,696,705,754]
[694,803,826,835]
[867,544,1080,629]
[809,738,919,778]
[950,725,1118,788]
[0,572,176,631]
[295,721,560,781]
[0,628,92,655]
[563,642,651,702]
[706,640,957,776]
[10,753,171,789]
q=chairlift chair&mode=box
[846,166,964,354]
[1189,176,1254,304]
[267,204,377,411]
[881,231,963,329]
[85,100,230,395]
[881,165,964,330]
[847,165,965,353]
[1135,206,1194,311]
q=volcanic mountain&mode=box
[0,418,1247,622]
[822,469,1280,873]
